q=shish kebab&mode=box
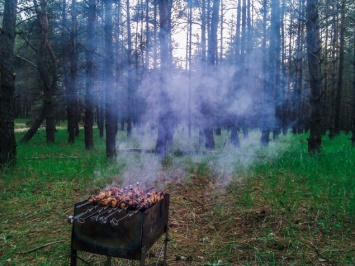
[87,184,165,210]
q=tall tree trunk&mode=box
[104,0,117,158]
[219,0,223,63]
[155,0,174,155]
[114,1,122,135]
[67,0,79,143]
[97,0,105,139]
[61,0,70,129]
[188,0,192,137]
[144,0,150,71]
[203,0,220,150]
[260,0,271,146]
[167,0,173,66]
[280,0,288,135]
[271,0,282,140]
[240,0,250,139]
[293,0,305,134]
[153,0,158,69]
[322,0,330,133]
[229,0,241,147]
[0,0,18,166]
[286,3,294,132]
[40,0,57,143]
[333,0,345,134]
[306,0,323,153]
[260,0,268,145]
[351,19,355,145]
[84,0,96,150]
[328,0,339,138]
[126,0,133,137]
[235,0,241,63]
[201,0,206,63]
[198,0,207,145]
[22,0,58,143]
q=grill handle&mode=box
[68,215,74,224]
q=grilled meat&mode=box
[87,185,165,210]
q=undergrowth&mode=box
[0,125,354,265]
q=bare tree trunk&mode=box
[144,0,150,71]
[219,0,224,63]
[229,0,241,147]
[203,0,220,150]
[153,0,158,69]
[306,0,323,153]
[351,19,355,145]
[188,0,192,137]
[328,0,339,138]
[271,0,282,140]
[286,4,294,132]
[97,0,105,139]
[260,0,270,146]
[322,0,330,133]
[242,0,252,138]
[104,0,117,158]
[67,0,79,143]
[293,0,305,134]
[235,0,241,63]
[0,0,18,166]
[84,0,96,150]
[61,0,70,128]
[126,0,133,137]
[334,0,345,134]
[155,0,174,155]
[280,0,288,135]
[22,0,58,143]
[260,0,280,146]
[201,0,206,63]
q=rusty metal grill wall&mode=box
[70,194,169,264]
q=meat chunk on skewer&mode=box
[87,185,165,210]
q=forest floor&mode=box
[0,126,354,265]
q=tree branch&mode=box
[14,54,38,69]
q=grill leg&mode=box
[163,230,168,266]
[70,249,77,266]
[104,256,112,266]
[140,246,146,266]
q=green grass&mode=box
[222,133,355,265]
[0,125,354,265]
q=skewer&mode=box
[99,208,119,224]
[110,207,130,226]
[75,201,92,209]
[128,209,141,217]
[90,208,111,221]
[110,214,130,226]
[72,205,97,222]
[77,206,108,223]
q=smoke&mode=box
[106,59,289,190]
[137,61,267,130]
[109,129,290,192]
